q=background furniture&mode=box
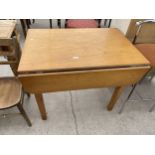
[0,20,20,73]
[57,19,111,28]
[21,19,54,36]
[66,19,101,28]
[20,19,35,37]
[0,20,18,39]
[0,37,31,126]
[20,19,112,35]
[119,19,155,113]
[126,19,155,43]
[18,28,150,120]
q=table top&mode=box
[18,28,150,73]
[0,20,16,38]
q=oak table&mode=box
[18,28,150,120]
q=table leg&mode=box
[34,93,47,120]
[107,86,125,111]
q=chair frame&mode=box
[0,37,32,126]
[20,19,35,37]
[119,19,155,113]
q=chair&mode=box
[0,37,32,126]
[66,19,101,28]
[21,19,53,34]
[57,19,112,28]
[20,19,35,37]
[119,19,155,113]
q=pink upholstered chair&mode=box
[57,19,112,28]
[66,19,100,28]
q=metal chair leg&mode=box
[149,104,155,112]
[17,104,32,126]
[118,98,128,114]
[118,84,137,114]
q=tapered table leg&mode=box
[35,93,47,120]
[107,86,125,111]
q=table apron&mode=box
[18,66,150,93]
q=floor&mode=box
[0,20,155,135]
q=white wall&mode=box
[110,19,131,34]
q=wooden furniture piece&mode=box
[0,20,17,39]
[18,28,150,120]
[0,20,21,75]
[0,77,32,126]
[119,19,155,113]
[0,37,32,126]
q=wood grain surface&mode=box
[18,28,150,73]
[0,20,16,38]
[19,66,150,93]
